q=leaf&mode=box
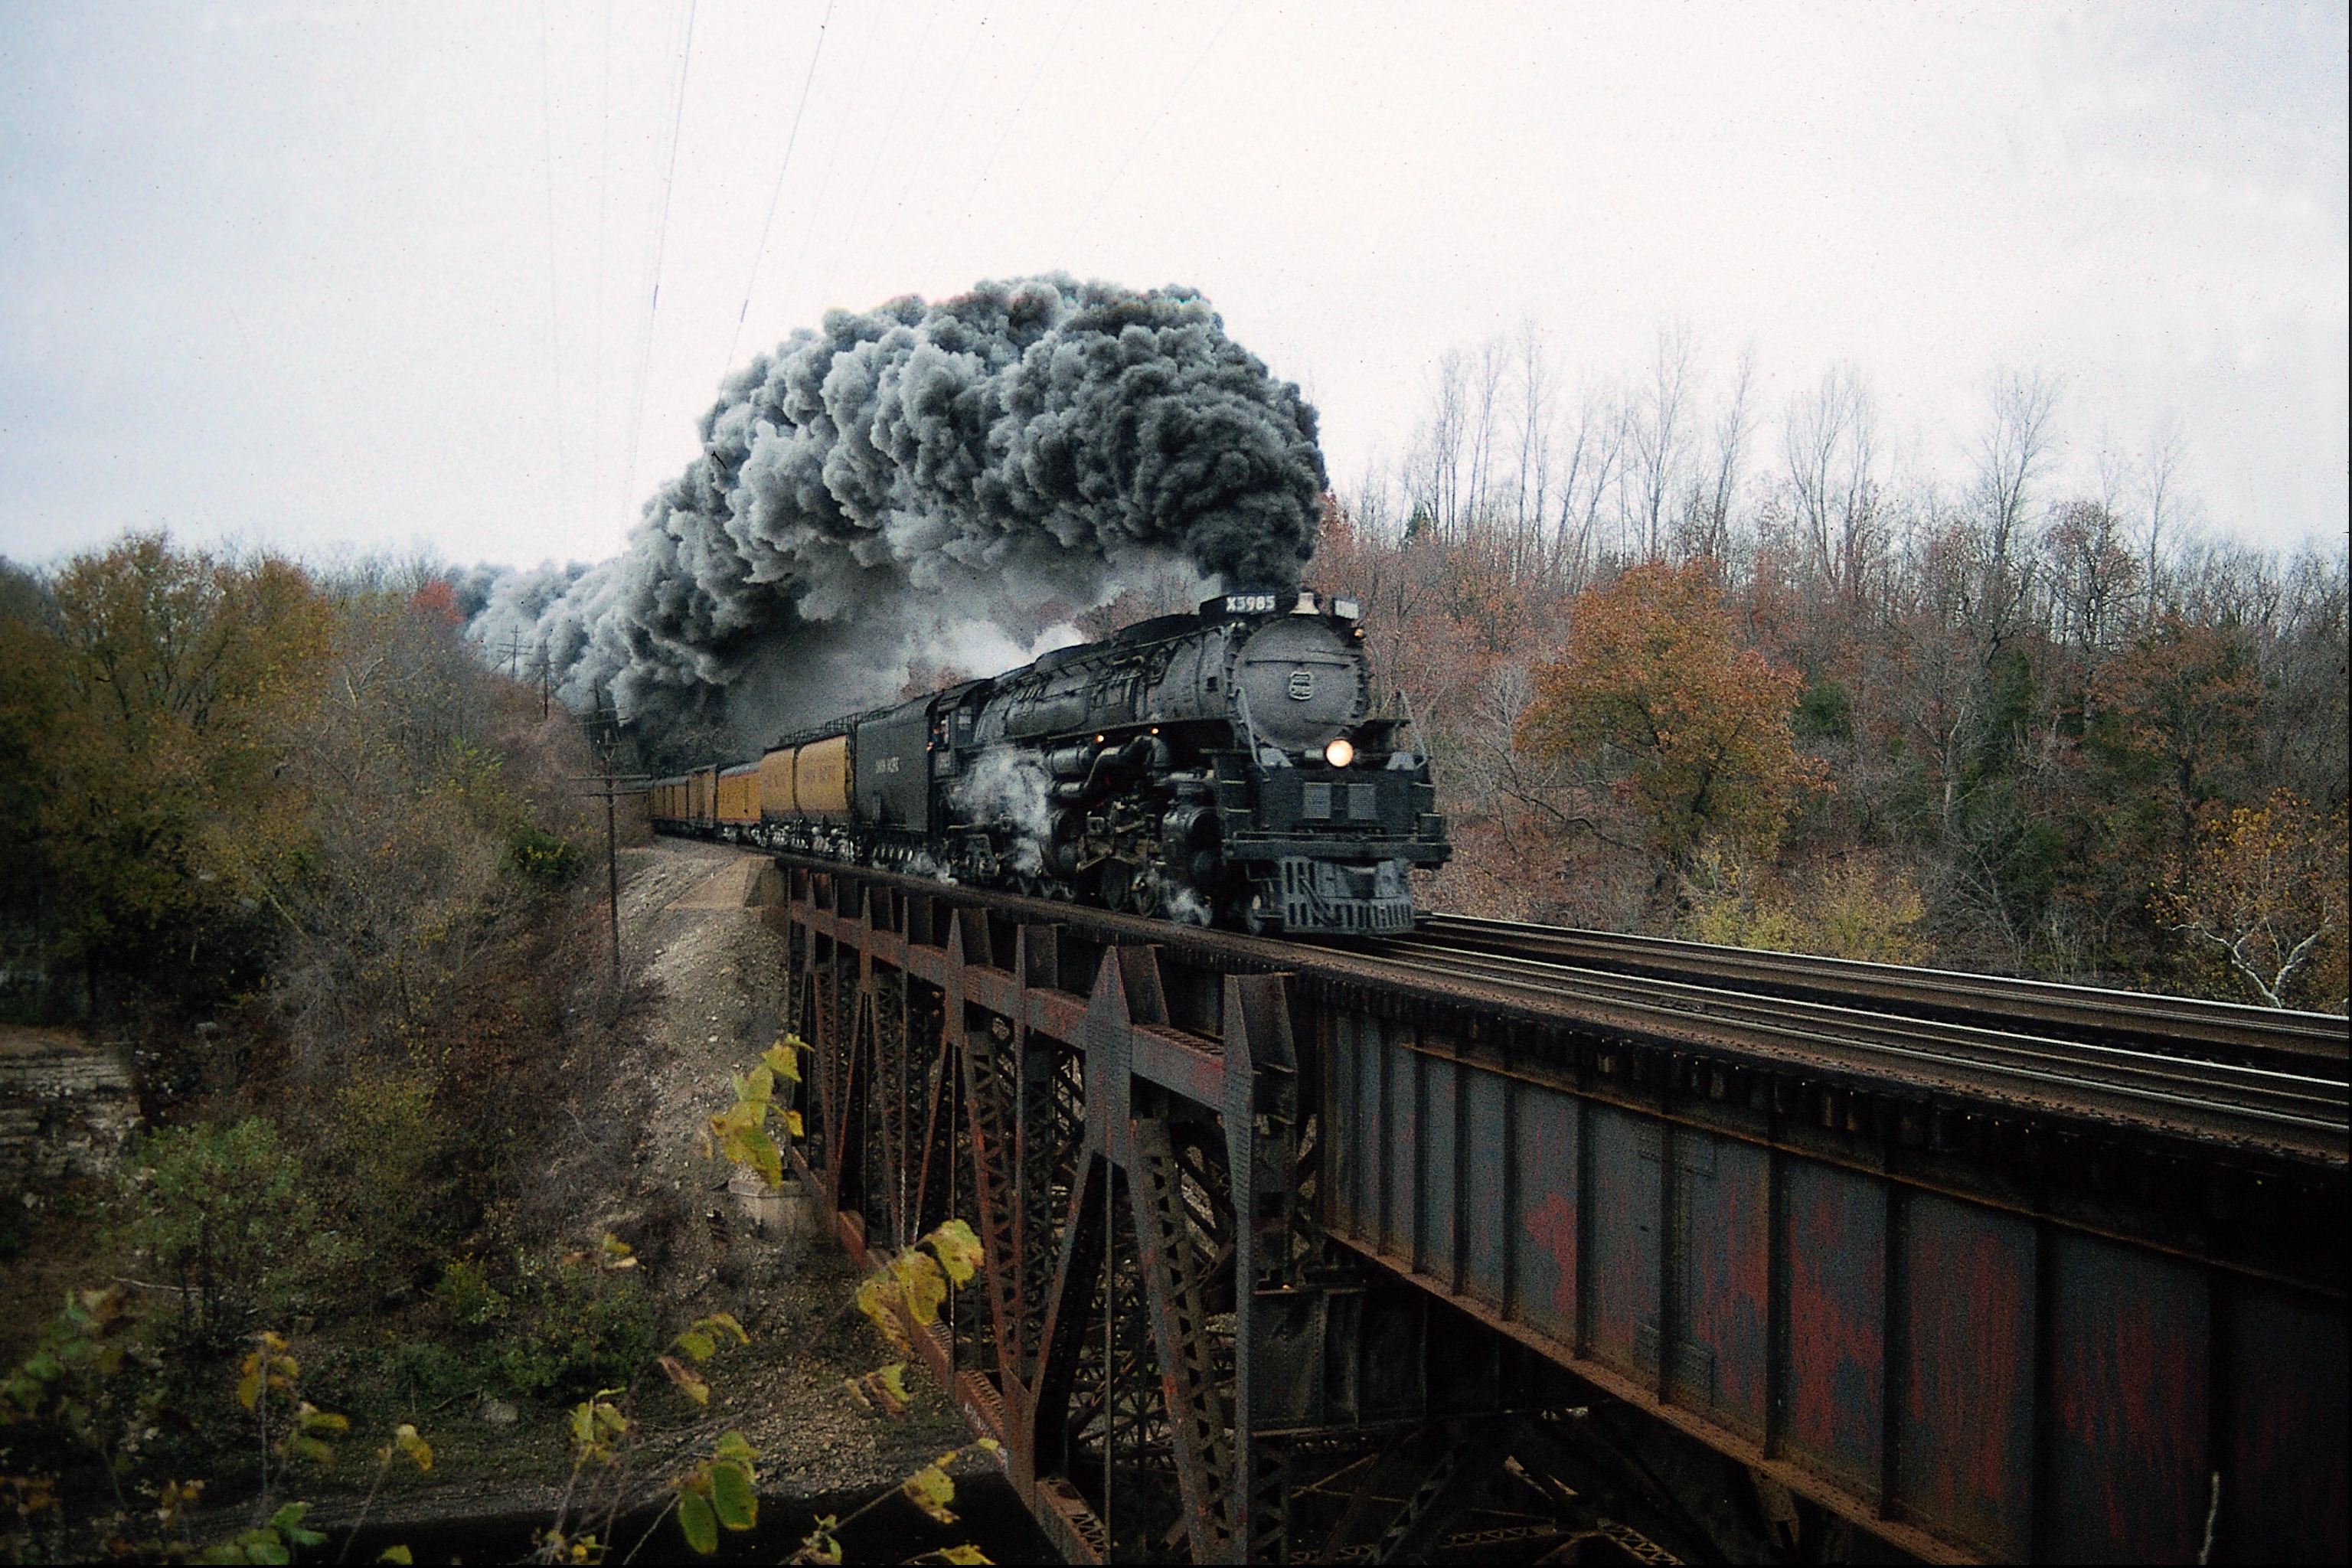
[568,1401,594,1446]
[763,1040,801,1082]
[924,1219,983,1287]
[266,1502,314,1536]
[658,1354,710,1406]
[844,1364,910,1418]
[377,1549,414,1565]
[394,1423,433,1472]
[784,1108,805,1138]
[710,1459,756,1530]
[706,1312,749,1346]
[892,1249,949,1328]
[714,1429,757,1466]
[676,1490,718,1556]
[678,1328,717,1361]
[902,1462,958,1524]
[289,1433,338,1467]
[736,1124,782,1191]
[296,1403,349,1434]
[936,1547,995,1565]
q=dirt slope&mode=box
[335,837,972,1534]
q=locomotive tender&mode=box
[648,591,1450,935]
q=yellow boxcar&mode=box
[717,762,760,825]
[688,766,715,826]
[758,747,799,818]
[791,735,852,817]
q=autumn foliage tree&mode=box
[0,535,333,1005]
[2089,614,2266,880]
[2162,792,2349,1009]
[1515,561,1827,865]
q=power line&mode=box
[772,0,892,331]
[863,8,983,281]
[924,0,1082,279]
[538,0,570,535]
[623,0,701,521]
[722,0,838,377]
[1054,0,1246,266]
[591,0,615,528]
[818,0,939,309]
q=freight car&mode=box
[649,590,1451,934]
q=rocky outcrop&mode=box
[0,1027,138,1197]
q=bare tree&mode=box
[1782,363,1882,598]
[1679,342,1756,564]
[1624,322,1696,560]
[1548,376,1627,591]
[1967,368,2063,656]
[1508,319,1556,561]
[2140,414,2187,625]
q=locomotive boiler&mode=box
[648,591,1450,935]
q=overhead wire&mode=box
[538,0,570,536]
[818,0,940,309]
[1054,0,1246,266]
[770,0,893,332]
[862,9,985,281]
[721,0,838,377]
[622,0,701,523]
[591,0,615,528]
[923,0,1083,279]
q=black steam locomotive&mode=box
[648,591,1451,934]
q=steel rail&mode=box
[761,851,2349,1165]
[1403,912,2351,1076]
[1360,940,2349,1153]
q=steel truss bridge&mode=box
[763,855,2348,1564]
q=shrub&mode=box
[433,1256,511,1331]
[491,1256,660,1402]
[121,1120,328,1349]
[507,825,582,887]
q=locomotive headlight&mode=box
[1323,737,1355,769]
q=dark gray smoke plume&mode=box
[469,276,1325,763]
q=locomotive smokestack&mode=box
[470,276,1326,763]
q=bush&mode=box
[488,1254,660,1402]
[507,825,583,887]
[122,1119,332,1350]
[433,1256,511,1331]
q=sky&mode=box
[2,0,2344,574]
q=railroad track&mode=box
[1353,927,2350,1162]
[765,852,2351,1162]
[1396,913,2352,1080]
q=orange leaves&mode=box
[1517,560,1826,858]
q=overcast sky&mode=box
[3,1,2344,574]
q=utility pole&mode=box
[570,687,647,986]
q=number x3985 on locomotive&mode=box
[647,592,1451,934]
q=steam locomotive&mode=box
[646,591,1451,934]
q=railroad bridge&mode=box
[759,854,2348,1565]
